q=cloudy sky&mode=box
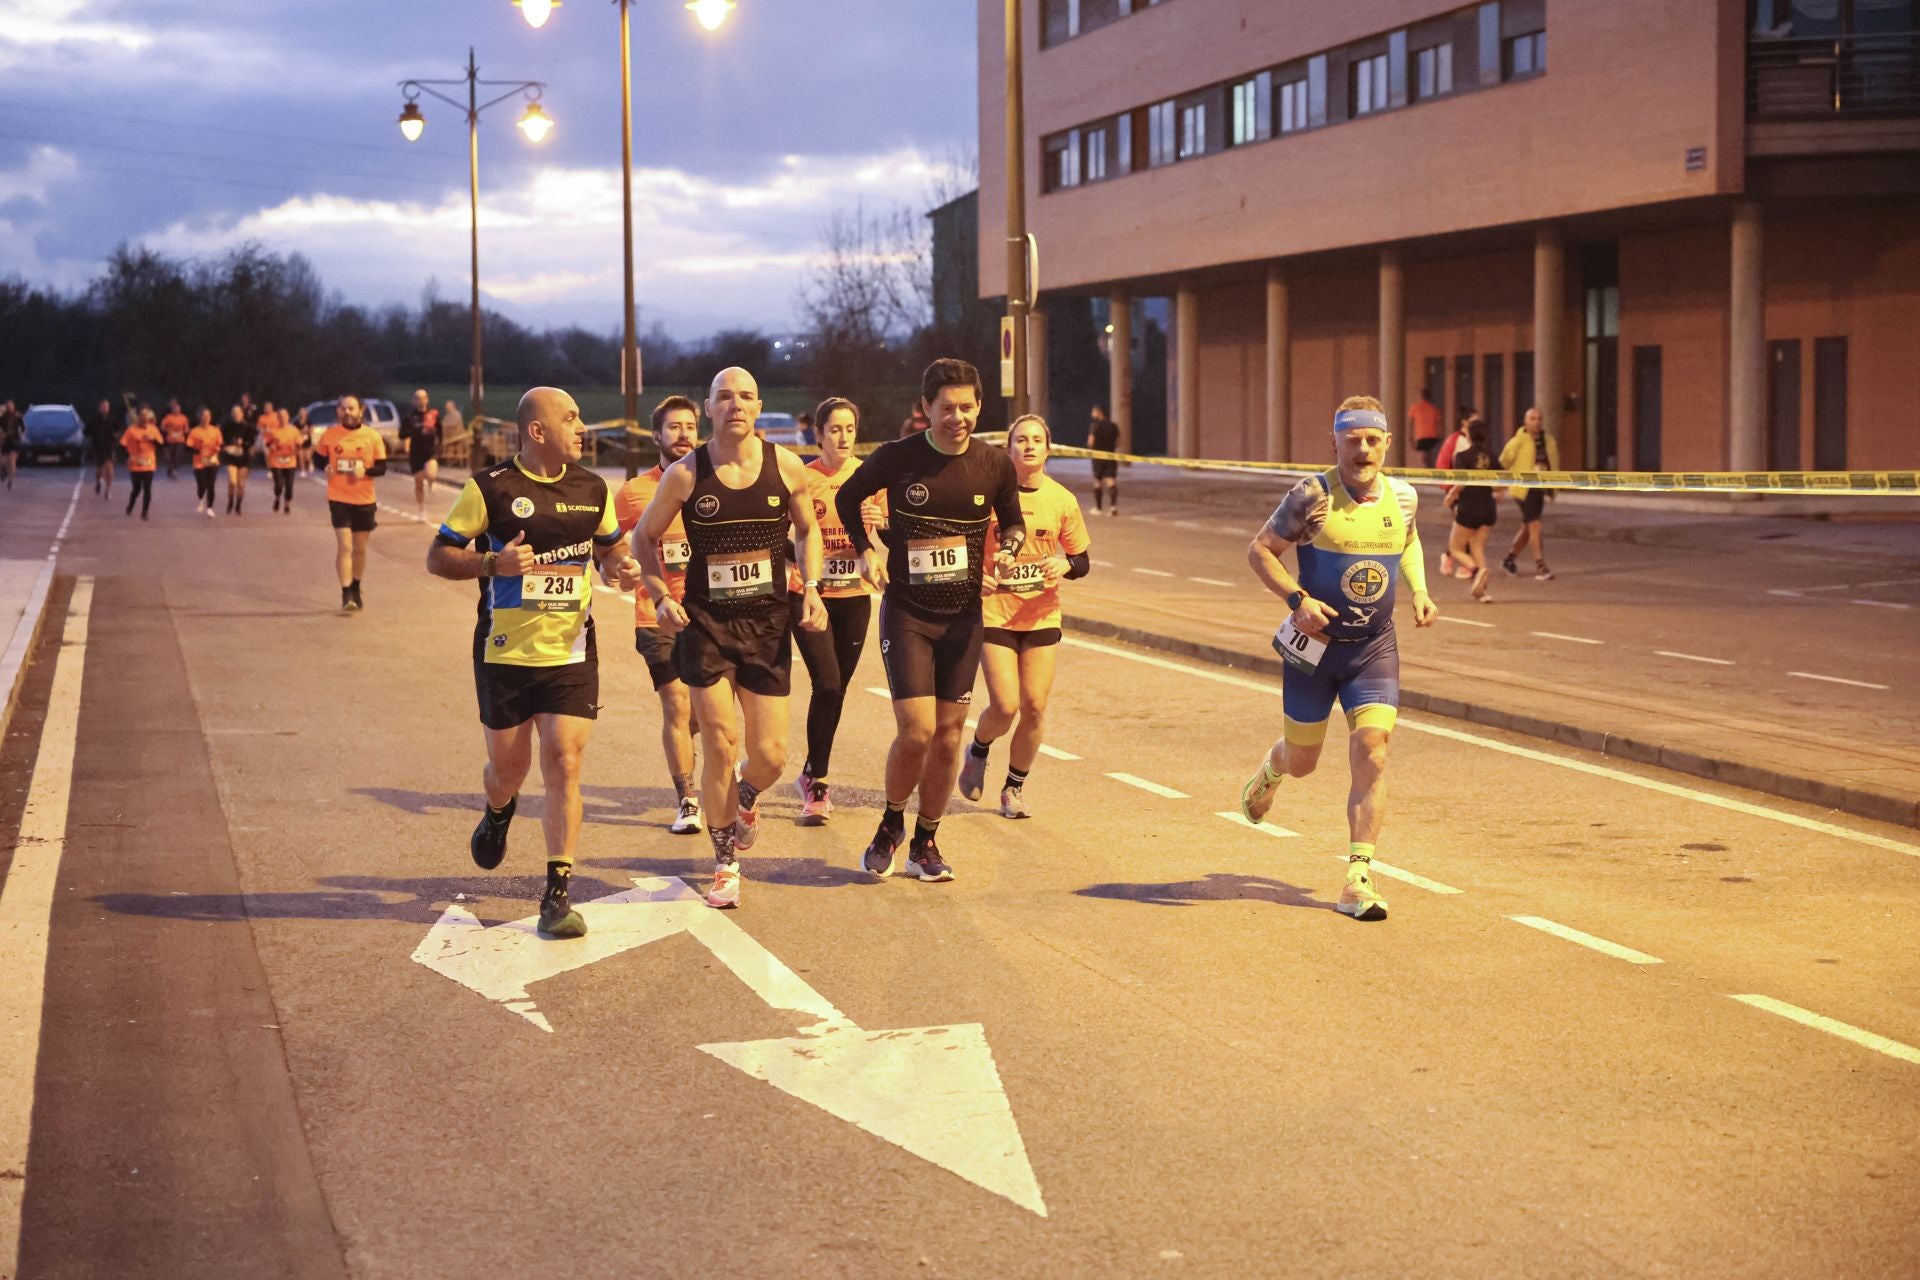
[0,0,978,336]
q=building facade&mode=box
[976,0,1920,471]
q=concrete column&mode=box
[1026,308,1049,426]
[1175,281,1200,459]
[1108,291,1133,455]
[1378,246,1405,463]
[1728,200,1766,472]
[1265,267,1290,463]
[1532,226,1566,450]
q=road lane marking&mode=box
[1191,577,1235,588]
[45,475,82,562]
[1729,995,1920,1066]
[1788,671,1889,691]
[865,686,891,698]
[1105,772,1188,799]
[1133,567,1175,578]
[1851,599,1909,610]
[1365,860,1463,895]
[1062,636,1920,857]
[1766,589,1802,598]
[0,577,92,1272]
[1092,559,1116,568]
[1508,916,1661,965]
[1655,650,1734,666]
[1531,631,1603,645]
[1038,744,1081,761]
[1214,811,1300,838]
[1438,615,1496,628]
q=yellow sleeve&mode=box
[440,479,488,541]
[1057,487,1091,555]
[1400,528,1429,596]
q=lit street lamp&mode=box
[397,49,552,465]
[518,0,735,477]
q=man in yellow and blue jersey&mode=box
[1239,395,1438,921]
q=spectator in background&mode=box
[898,406,929,439]
[0,399,22,490]
[441,400,465,458]
[1407,389,1442,467]
[294,406,314,473]
[796,411,815,447]
[1499,406,1557,581]
[1087,404,1119,516]
[88,398,121,499]
[1435,410,1475,577]
[160,398,190,478]
[1443,417,1498,602]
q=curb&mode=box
[1061,614,1920,832]
[0,562,57,744]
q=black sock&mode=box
[485,796,516,826]
[737,777,761,812]
[341,586,352,604]
[1093,488,1103,510]
[545,860,571,894]
[1005,765,1029,793]
[913,818,940,846]
[879,804,906,836]
[351,579,361,591]
[968,738,990,760]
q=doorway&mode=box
[1814,336,1847,470]
[1631,345,1662,471]
[1767,339,1801,470]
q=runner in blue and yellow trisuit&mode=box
[1239,395,1437,921]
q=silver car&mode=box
[301,398,401,455]
[21,404,85,465]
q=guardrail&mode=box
[1748,31,1920,118]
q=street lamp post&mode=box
[518,0,735,478]
[1004,0,1030,419]
[397,49,551,468]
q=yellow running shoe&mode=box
[1239,758,1282,824]
[1336,861,1388,921]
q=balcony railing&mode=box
[1748,31,1920,118]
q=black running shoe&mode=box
[469,797,515,870]
[350,583,364,610]
[905,839,954,883]
[862,821,902,879]
[1501,554,1518,577]
[538,886,587,939]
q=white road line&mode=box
[1365,860,1464,895]
[1213,810,1300,838]
[1508,916,1662,965]
[1531,631,1603,646]
[1091,559,1116,568]
[1438,615,1496,629]
[0,577,92,1272]
[865,686,891,699]
[1037,743,1081,761]
[1852,599,1910,610]
[1655,650,1734,666]
[1766,588,1803,598]
[1133,567,1175,578]
[1191,577,1235,588]
[44,475,82,562]
[1062,636,1920,857]
[1729,995,1920,1067]
[1787,671,1890,691]
[1105,772,1189,799]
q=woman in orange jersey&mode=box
[262,410,304,513]
[118,408,163,520]
[789,397,885,823]
[186,407,225,517]
[957,414,1092,818]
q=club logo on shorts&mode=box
[1341,560,1390,604]
[906,483,929,507]
[695,494,721,518]
[511,496,535,519]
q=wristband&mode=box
[1285,590,1305,610]
[482,551,497,578]
[803,580,820,592]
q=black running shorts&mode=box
[1514,490,1546,522]
[329,500,377,532]
[673,603,792,697]
[879,598,982,704]
[983,625,1061,653]
[634,626,680,691]
[474,659,599,730]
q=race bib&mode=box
[907,536,968,585]
[662,539,691,572]
[1000,559,1050,595]
[521,563,586,612]
[223,443,244,457]
[334,457,359,475]
[706,550,774,600]
[1272,616,1327,676]
[821,555,862,590]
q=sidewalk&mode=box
[0,561,56,743]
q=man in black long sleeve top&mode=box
[834,358,1025,883]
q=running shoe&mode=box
[1239,758,1282,825]
[538,886,588,938]
[669,795,703,835]
[1336,862,1389,922]
[862,822,901,879]
[350,583,365,609]
[733,804,760,851]
[469,797,515,870]
[958,747,989,802]
[1501,554,1518,576]
[1471,566,1490,600]
[905,840,954,882]
[796,778,833,824]
[1439,551,1454,577]
[999,786,1029,820]
[1533,563,1555,581]
[706,858,741,909]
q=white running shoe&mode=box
[706,859,741,909]
[1239,758,1282,824]
[670,795,702,835]
[1337,862,1388,921]
[999,786,1029,819]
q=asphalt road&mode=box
[2,463,1918,1279]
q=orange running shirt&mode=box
[263,423,303,469]
[800,458,885,599]
[317,424,385,505]
[186,424,225,468]
[982,475,1091,632]
[159,412,189,444]
[1408,398,1442,443]
[613,465,689,628]
[120,424,162,472]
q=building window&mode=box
[1085,125,1108,181]
[1276,77,1308,133]
[1045,130,1081,191]
[1147,100,1176,167]
[1118,113,1133,173]
[1231,71,1272,145]
[1179,100,1207,158]
[1505,30,1545,80]
[1415,43,1453,99]
[1351,51,1389,116]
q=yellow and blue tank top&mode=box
[1265,469,1428,642]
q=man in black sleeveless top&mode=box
[633,367,827,909]
[834,359,1025,883]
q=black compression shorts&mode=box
[1514,491,1546,522]
[634,626,681,691]
[474,659,599,730]
[1091,460,1118,481]
[329,500,377,532]
[879,598,982,704]
[983,626,1061,653]
[673,602,792,697]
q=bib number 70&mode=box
[1272,616,1326,676]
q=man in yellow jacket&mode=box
[1499,406,1559,580]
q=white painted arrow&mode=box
[411,876,1047,1215]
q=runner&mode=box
[400,388,441,519]
[262,409,304,513]
[1499,406,1557,581]
[159,398,189,479]
[119,409,163,520]
[0,400,21,490]
[958,414,1091,818]
[1442,416,1498,602]
[1088,404,1120,515]
[313,394,388,611]
[87,398,119,499]
[631,367,827,909]
[1238,395,1437,922]
[428,386,642,939]
[790,396,886,823]
[221,404,257,515]
[613,395,704,836]
[187,408,225,517]
[833,358,1025,883]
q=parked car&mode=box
[20,404,85,465]
[300,398,401,454]
[757,412,810,447]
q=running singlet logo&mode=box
[1341,560,1390,604]
[695,494,721,518]
[511,496,535,518]
[906,483,930,507]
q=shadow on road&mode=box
[1075,872,1337,911]
[90,872,637,925]
[350,784,685,829]
[579,852,870,889]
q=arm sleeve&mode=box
[1393,480,1430,596]
[367,458,388,478]
[1064,551,1091,580]
[834,444,896,554]
[436,479,488,546]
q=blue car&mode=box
[21,405,85,465]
